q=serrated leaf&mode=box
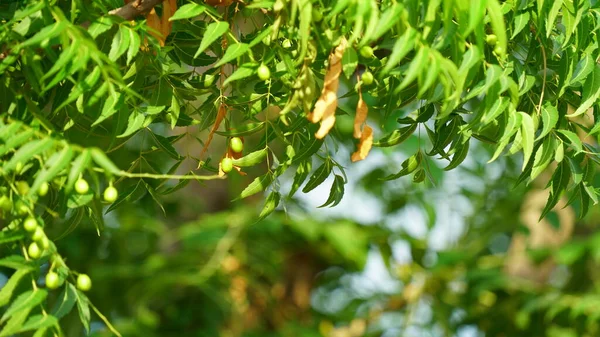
[537,104,558,140]
[28,146,74,198]
[0,269,30,307]
[296,0,312,63]
[3,137,53,172]
[195,22,229,58]
[546,0,563,37]
[383,27,417,73]
[512,10,530,38]
[397,47,429,91]
[109,25,130,61]
[51,284,77,319]
[232,148,268,167]
[382,152,421,180]
[540,161,571,220]
[519,112,535,170]
[239,173,274,199]
[370,3,403,42]
[17,314,58,333]
[418,52,440,97]
[222,63,258,87]
[342,47,358,79]
[20,21,66,48]
[169,3,207,21]
[0,129,34,157]
[126,28,141,65]
[569,54,595,86]
[0,256,29,269]
[373,124,417,147]
[289,160,311,197]
[1,289,47,323]
[318,174,345,208]
[567,65,600,117]
[258,191,280,220]
[170,95,181,129]
[72,285,90,333]
[214,43,249,68]
[531,137,556,180]
[90,148,121,175]
[445,138,470,171]
[302,160,332,193]
[118,112,145,138]
[0,232,24,245]
[557,130,583,153]
[92,90,122,126]
[88,16,113,38]
[149,133,180,160]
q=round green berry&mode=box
[46,272,61,289]
[221,158,233,173]
[359,46,374,58]
[38,182,49,197]
[16,181,29,195]
[31,227,45,242]
[361,71,374,85]
[0,196,12,212]
[203,73,216,88]
[103,186,118,203]
[75,179,89,194]
[282,39,292,49]
[15,201,29,216]
[77,274,92,291]
[257,65,271,81]
[486,34,498,46]
[23,217,38,232]
[28,242,42,259]
[230,137,244,153]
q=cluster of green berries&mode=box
[221,137,244,174]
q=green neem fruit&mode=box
[77,274,92,291]
[103,186,118,203]
[0,196,13,212]
[359,46,374,58]
[75,179,89,194]
[230,137,244,153]
[28,242,42,259]
[16,181,29,195]
[312,9,323,22]
[15,162,23,174]
[204,73,216,87]
[494,46,504,55]
[46,272,61,289]
[486,34,498,46]
[361,71,374,85]
[282,39,292,49]
[23,217,38,232]
[257,65,271,81]
[221,158,233,173]
[15,201,29,216]
[38,182,49,197]
[40,236,50,250]
[31,227,45,242]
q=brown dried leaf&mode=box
[161,0,177,37]
[306,37,347,136]
[351,125,373,162]
[353,90,368,139]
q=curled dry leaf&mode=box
[129,0,176,46]
[351,125,373,162]
[353,89,368,139]
[308,37,347,139]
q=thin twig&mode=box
[535,34,547,115]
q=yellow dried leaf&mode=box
[353,90,368,139]
[315,103,336,139]
[351,125,373,162]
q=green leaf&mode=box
[374,124,417,147]
[51,285,77,319]
[214,43,250,68]
[109,25,131,61]
[170,95,181,129]
[537,104,558,140]
[215,122,266,137]
[194,22,229,58]
[73,285,90,333]
[512,10,530,38]
[519,111,535,170]
[486,0,507,58]
[383,27,417,73]
[302,160,332,193]
[567,65,600,117]
[569,54,595,86]
[126,28,141,65]
[382,152,421,180]
[557,130,583,153]
[0,256,30,269]
[118,112,146,138]
[169,3,207,21]
[489,109,522,163]
[20,21,66,47]
[149,133,180,160]
[546,0,563,37]
[468,0,488,36]
[90,148,121,175]
[88,16,114,38]
[397,47,429,91]
[0,307,30,337]
[239,173,274,199]
[57,66,102,110]
[92,90,123,126]
[445,138,470,171]
[231,148,268,167]
[540,161,571,220]
[296,0,312,63]
[66,150,92,193]
[1,289,47,323]
[318,174,345,208]
[0,129,34,157]
[0,232,24,245]
[0,269,31,307]
[342,47,358,79]
[222,63,258,87]
[3,137,54,173]
[28,146,74,198]
[418,52,440,97]
[258,191,280,220]
[289,160,311,197]
[370,3,404,42]
[531,137,556,180]
[17,315,58,333]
